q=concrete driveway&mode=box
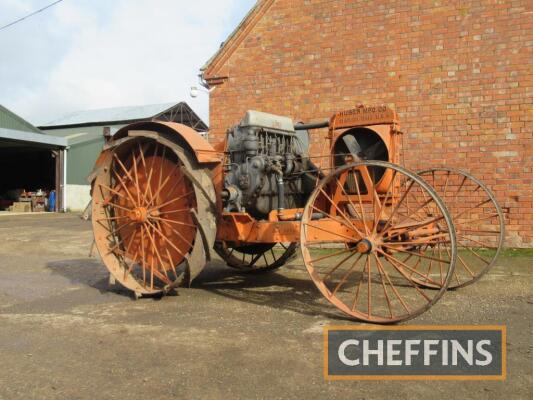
[0,214,531,399]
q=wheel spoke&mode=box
[378,249,442,288]
[98,183,127,201]
[366,256,371,319]
[144,224,171,282]
[379,179,415,234]
[140,224,147,287]
[150,191,194,212]
[379,251,432,302]
[160,208,190,216]
[457,253,476,278]
[372,253,394,318]
[457,233,492,248]
[374,253,410,313]
[146,164,181,208]
[105,220,134,240]
[322,251,360,283]
[351,168,370,235]
[125,250,139,279]
[150,215,196,229]
[462,245,491,265]
[145,219,189,256]
[452,198,492,221]
[372,170,397,235]
[308,247,355,264]
[333,177,362,220]
[330,253,365,296]
[104,201,132,213]
[112,169,138,207]
[380,244,452,265]
[317,187,364,237]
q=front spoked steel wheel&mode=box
[418,167,505,289]
[92,138,201,295]
[300,161,457,324]
[214,242,297,273]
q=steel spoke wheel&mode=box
[92,138,202,295]
[417,167,505,289]
[215,242,297,273]
[300,161,457,323]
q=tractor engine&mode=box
[222,111,315,219]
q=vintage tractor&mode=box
[90,106,504,323]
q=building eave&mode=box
[201,0,275,83]
[38,102,208,132]
[0,127,68,148]
[38,118,152,131]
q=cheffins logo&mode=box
[324,325,506,380]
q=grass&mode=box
[303,246,533,258]
[498,248,533,257]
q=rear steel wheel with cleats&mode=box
[91,134,215,296]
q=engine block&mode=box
[222,111,314,218]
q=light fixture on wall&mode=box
[190,85,215,98]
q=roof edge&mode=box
[201,0,275,81]
[38,102,208,132]
[152,102,209,132]
[0,127,67,148]
[0,105,42,134]
[38,118,151,130]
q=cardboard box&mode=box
[11,202,31,213]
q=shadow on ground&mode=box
[193,260,344,319]
[46,258,133,297]
[46,257,344,319]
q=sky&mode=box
[0,0,256,125]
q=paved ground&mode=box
[0,214,531,399]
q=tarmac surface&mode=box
[0,213,531,399]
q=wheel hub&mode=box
[130,207,148,223]
[356,238,373,254]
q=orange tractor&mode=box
[90,106,504,323]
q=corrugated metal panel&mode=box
[39,102,177,128]
[43,125,123,146]
[0,128,67,148]
[67,139,105,185]
[0,105,42,133]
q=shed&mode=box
[0,105,67,212]
[39,102,207,211]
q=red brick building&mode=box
[201,0,532,247]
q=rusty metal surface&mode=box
[113,121,223,164]
[90,129,216,296]
[330,105,399,129]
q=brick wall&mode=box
[203,0,532,247]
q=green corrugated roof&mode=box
[0,105,42,134]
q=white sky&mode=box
[0,0,256,125]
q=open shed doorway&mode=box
[0,142,64,213]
